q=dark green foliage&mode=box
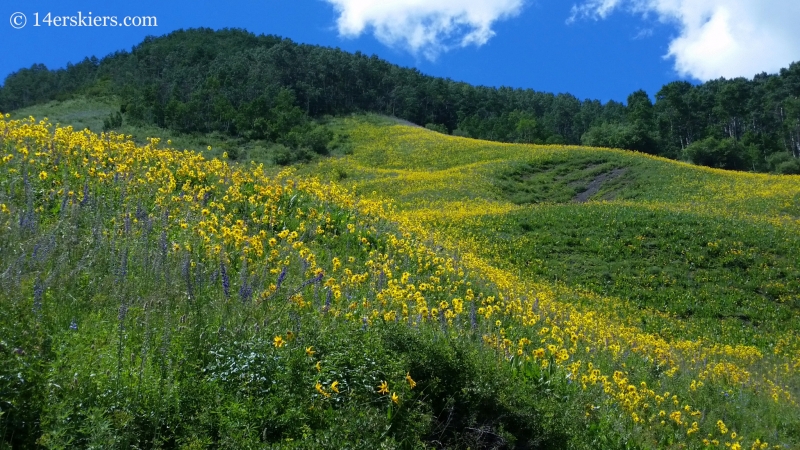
[424,123,448,134]
[300,124,334,155]
[376,324,573,449]
[2,27,800,171]
[767,152,800,174]
[683,136,752,170]
[102,111,123,131]
[581,122,659,154]
[274,143,314,165]
[496,154,632,204]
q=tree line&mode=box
[1,27,799,172]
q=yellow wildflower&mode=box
[315,381,330,398]
[405,372,416,389]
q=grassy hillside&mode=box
[8,98,346,166]
[304,117,800,446]
[4,28,800,173]
[1,109,799,449]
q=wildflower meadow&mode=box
[1,114,798,448]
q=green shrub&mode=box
[424,123,448,134]
[683,136,751,170]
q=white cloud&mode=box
[324,0,525,59]
[569,0,800,80]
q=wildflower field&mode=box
[1,113,799,449]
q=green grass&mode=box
[448,202,800,348]
[308,117,800,441]
[1,113,621,449]
[7,96,352,166]
[309,118,800,355]
[9,96,118,132]
[494,153,637,204]
[3,102,800,449]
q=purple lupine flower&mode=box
[220,262,230,298]
[60,187,69,216]
[70,319,78,331]
[183,254,193,299]
[298,272,324,290]
[80,182,90,207]
[194,262,205,292]
[135,203,146,222]
[23,168,30,196]
[239,282,253,303]
[377,270,385,291]
[118,300,128,330]
[33,279,44,314]
[19,210,36,233]
[275,266,288,291]
[159,230,168,262]
[323,288,332,312]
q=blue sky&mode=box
[2,0,799,103]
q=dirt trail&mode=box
[573,168,627,202]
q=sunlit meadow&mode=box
[307,117,800,448]
[1,113,799,448]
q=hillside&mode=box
[306,117,800,446]
[1,108,798,448]
[309,115,800,336]
[2,28,800,173]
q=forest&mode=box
[1,27,799,173]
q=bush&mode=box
[683,136,751,171]
[277,123,335,157]
[326,132,353,155]
[775,158,800,175]
[581,122,659,154]
[424,123,448,134]
[273,143,313,166]
[452,128,471,138]
[102,111,123,131]
[767,152,800,174]
[301,124,334,155]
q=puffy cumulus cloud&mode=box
[324,0,525,59]
[569,0,800,81]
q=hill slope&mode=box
[1,113,799,449]
[2,27,800,172]
[306,117,800,443]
